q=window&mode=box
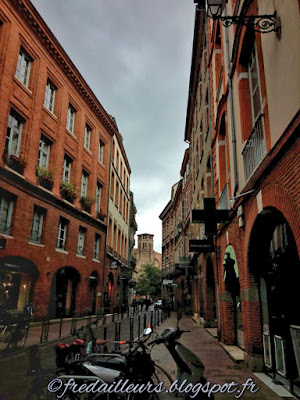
[0,196,14,234]
[44,80,56,113]
[62,155,72,182]
[248,45,263,125]
[6,111,23,156]
[84,125,91,150]
[98,140,104,163]
[81,171,88,197]
[15,47,32,87]
[30,206,45,243]
[66,104,76,134]
[95,182,102,213]
[38,136,51,168]
[93,234,100,259]
[56,217,68,250]
[77,226,86,255]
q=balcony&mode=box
[242,114,266,181]
[219,183,229,210]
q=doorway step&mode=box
[253,373,296,399]
[205,328,218,338]
[219,342,245,363]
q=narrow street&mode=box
[0,311,295,399]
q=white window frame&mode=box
[62,156,72,183]
[30,208,44,243]
[57,218,67,249]
[15,47,31,87]
[38,136,50,168]
[81,172,88,197]
[248,44,263,126]
[77,227,86,255]
[93,234,100,259]
[95,182,102,213]
[66,104,76,134]
[84,125,91,150]
[44,80,56,113]
[6,112,23,157]
[0,197,14,234]
[98,140,104,163]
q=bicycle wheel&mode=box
[0,326,11,351]
[9,326,29,349]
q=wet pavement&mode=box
[0,311,295,399]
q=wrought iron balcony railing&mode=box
[242,114,266,181]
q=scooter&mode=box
[53,313,212,399]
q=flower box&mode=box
[80,195,95,212]
[60,182,77,203]
[4,154,27,174]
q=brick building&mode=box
[0,0,120,319]
[163,0,300,396]
[132,234,162,282]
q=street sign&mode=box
[110,261,118,270]
[191,198,230,235]
[189,239,215,253]
[0,239,6,250]
[163,279,173,285]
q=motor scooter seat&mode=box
[89,354,126,372]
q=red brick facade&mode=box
[0,0,119,319]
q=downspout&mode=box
[224,8,239,197]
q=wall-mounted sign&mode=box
[110,261,118,270]
[191,198,230,235]
[0,239,7,250]
[163,279,173,285]
[189,239,214,253]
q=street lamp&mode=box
[194,0,280,34]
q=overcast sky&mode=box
[31,0,195,252]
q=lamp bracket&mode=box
[217,12,280,35]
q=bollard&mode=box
[70,312,78,335]
[103,326,107,340]
[150,311,153,328]
[115,321,121,351]
[121,310,124,320]
[138,314,141,338]
[59,317,63,338]
[103,314,107,326]
[40,317,50,343]
[129,317,134,342]
[160,309,163,324]
[127,308,130,318]
[143,313,147,329]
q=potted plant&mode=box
[5,152,27,174]
[97,209,106,221]
[80,194,95,213]
[36,165,54,190]
[60,181,77,203]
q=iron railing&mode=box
[242,114,266,181]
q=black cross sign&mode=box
[191,198,231,235]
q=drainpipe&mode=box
[206,16,214,198]
[224,8,239,198]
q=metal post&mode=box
[59,317,63,338]
[115,321,121,351]
[40,317,50,343]
[103,326,107,340]
[143,313,147,329]
[138,314,141,338]
[150,311,153,328]
[103,314,107,326]
[129,317,134,342]
[112,312,115,322]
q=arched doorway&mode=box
[49,266,81,318]
[88,271,99,315]
[205,257,216,327]
[223,245,244,348]
[0,256,38,311]
[249,207,300,387]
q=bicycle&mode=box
[0,304,33,351]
